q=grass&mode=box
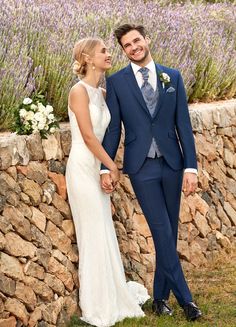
[68,251,236,327]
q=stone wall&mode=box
[0,99,235,326]
[0,132,79,327]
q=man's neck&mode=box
[130,54,153,67]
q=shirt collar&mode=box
[131,60,156,75]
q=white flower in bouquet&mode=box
[30,104,38,110]
[19,108,27,118]
[23,97,33,105]
[38,122,46,130]
[49,126,56,133]
[32,118,39,129]
[48,113,55,122]
[45,105,53,114]
[32,125,39,133]
[34,111,45,122]
[38,103,46,112]
[25,111,35,121]
[13,95,59,139]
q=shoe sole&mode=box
[188,313,202,321]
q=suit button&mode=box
[152,123,155,126]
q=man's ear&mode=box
[145,35,151,44]
[145,36,151,44]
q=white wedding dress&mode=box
[66,80,149,327]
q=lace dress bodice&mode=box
[68,80,110,145]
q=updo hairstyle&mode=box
[72,38,102,77]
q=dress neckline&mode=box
[80,80,100,90]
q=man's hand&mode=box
[182,172,198,196]
[110,167,120,187]
[100,173,115,194]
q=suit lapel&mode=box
[124,64,151,117]
[152,63,165,120]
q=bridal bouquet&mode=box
[12,95,59,139]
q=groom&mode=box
[100,24,202,321]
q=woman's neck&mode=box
[83,70,103,88]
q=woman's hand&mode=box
[100,173,114,194]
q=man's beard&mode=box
[129,47,150,64]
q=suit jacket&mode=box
[102,63,197,174]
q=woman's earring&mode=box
[92,64,95,70]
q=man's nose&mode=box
[131,43,137,51]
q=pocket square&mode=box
[166,86,175,93]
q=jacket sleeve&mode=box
[175,72,198,170]
[101,77,122,170]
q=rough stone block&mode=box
[4,232,36,258]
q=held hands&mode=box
[100,167,120,194]
[110,167,120,186]
[182,172,198,196]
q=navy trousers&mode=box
[129,157,192,305]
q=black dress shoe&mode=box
[182,302,202,321]
[152,300,173,316]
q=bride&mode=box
[66,37,150,327]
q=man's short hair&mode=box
[114,24,147,47]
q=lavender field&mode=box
[0,0,235,129]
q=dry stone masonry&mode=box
[0,99,235,326]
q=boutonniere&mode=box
[159,72,171,89]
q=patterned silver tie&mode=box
[139,67,162,158]
[139,67,158,117]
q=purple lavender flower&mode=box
[0,0,235,129]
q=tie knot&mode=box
[139,67,149,82]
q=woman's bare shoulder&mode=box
[68,82,89,111]
[69,82,87,97]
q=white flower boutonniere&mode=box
[159,72,171,89]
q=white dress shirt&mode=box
[100,60,197,175]
[131,61,157,91]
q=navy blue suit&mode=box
[102,63,197,305]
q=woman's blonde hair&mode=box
[72,38,102,77]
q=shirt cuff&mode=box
[184,168,198,175]
[100,169,110,175]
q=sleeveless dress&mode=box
[65,81,149,327]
